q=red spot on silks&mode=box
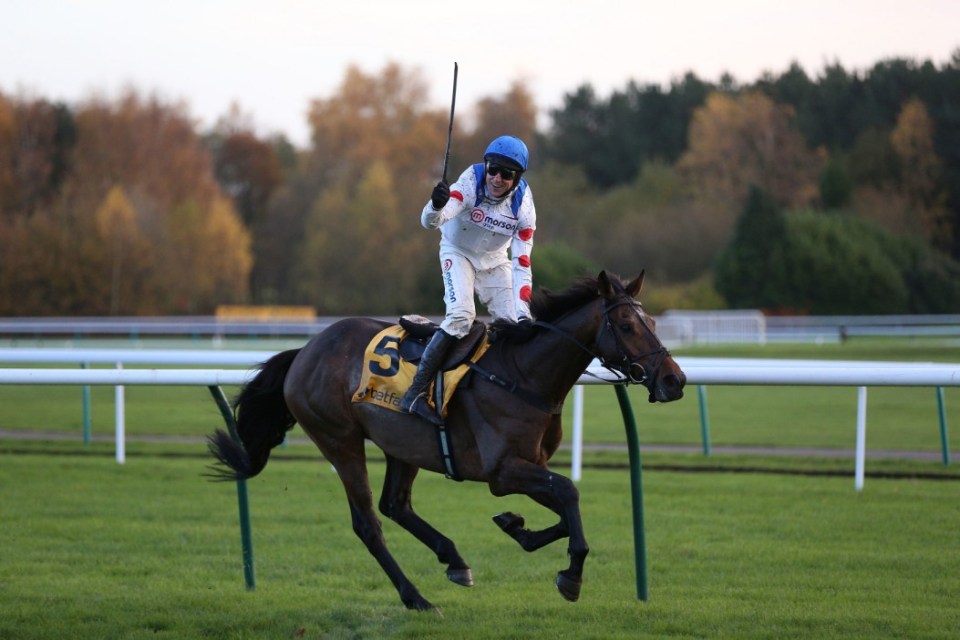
[450,190,464,202]
[520,285,533,301]
[518,255,531,268]
[518,227,534,241]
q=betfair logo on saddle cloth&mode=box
[352,325,490,416]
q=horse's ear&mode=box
[626,270,645,299]
[597,270,613,296]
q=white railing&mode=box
[1,348,957,490]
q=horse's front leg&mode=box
[489,459,589,602]
[379,455,473,587]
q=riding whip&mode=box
[442,62,458,184]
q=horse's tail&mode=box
[206,348,301,482]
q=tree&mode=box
[207,103,285,228]
[460,81,538,168]
[819,157,853,209]
[0,93,76,219]
[678,92,824,210]
[262,63,469,309]
[890,97,951,250]
[306,63,447,204]
[93,185,151,314]
[714,187,792,309]
[779,212,909,314]
[295,161,422,314]
[544,74,712,188]
[0,89,252,315]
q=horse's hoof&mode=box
[446,567,474,587]
[555,571,582,602]
[493,512,525,533]
[406,595,441,614]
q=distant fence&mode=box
[657,310,766,345]
[1,314,959,346]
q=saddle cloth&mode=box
[352,324,490,418]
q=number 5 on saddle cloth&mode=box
[352,316,490,420]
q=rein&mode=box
[534,297,669,385]
[470,295,670,415]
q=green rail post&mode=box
[614,384,648,602]
[937,387,950,466]
[81,362,92,446]
[697,385,712,456]
[208,385,256,591]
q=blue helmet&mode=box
[484,135,529,172]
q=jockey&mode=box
[400,135,537,424]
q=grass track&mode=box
[2,337,960,637]
[1,453,959,639]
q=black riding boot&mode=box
[400,329,457,425]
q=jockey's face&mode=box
[484,162,518,198]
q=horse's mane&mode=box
[531,274,618,322]
[489,274,624,343]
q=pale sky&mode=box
[2,0,958,147]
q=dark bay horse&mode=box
[207,270,686,611]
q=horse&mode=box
[207,270,686,612]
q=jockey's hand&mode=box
[431,181,450,210]
[514,316,536,339]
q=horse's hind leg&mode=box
[328,445,437,612]
[379,456,473,587]
[489,460,588,602]
[493,505,567,552]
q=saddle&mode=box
[397,315,488,370]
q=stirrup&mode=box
[400,389,426,413]
[408,394,444,426]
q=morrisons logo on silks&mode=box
[444,268,457,303]
[471,208,517,234]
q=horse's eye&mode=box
[619,323,634,334]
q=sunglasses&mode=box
[485,163,518,181]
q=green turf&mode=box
[1,453,958,639]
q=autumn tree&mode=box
[0,89,252,315]
[259,63,450,309]
[890,97,951,250]
[678,91,825,210]
[206,104,285,227]
[306,63,447,203]
[294,161,421,314]
[93,186,152,314]
[0,92,76,219]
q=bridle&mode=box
[595,297,670,385]
[534,294,671,387]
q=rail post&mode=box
[208,385,256,591]
[615,384,648,601]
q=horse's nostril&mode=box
[661,373,686,399]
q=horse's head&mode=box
[595,270,686,403]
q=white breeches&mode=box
[438,252,517,338]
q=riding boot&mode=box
[400,329,457,425]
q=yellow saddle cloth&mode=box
[352,325,490,418]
